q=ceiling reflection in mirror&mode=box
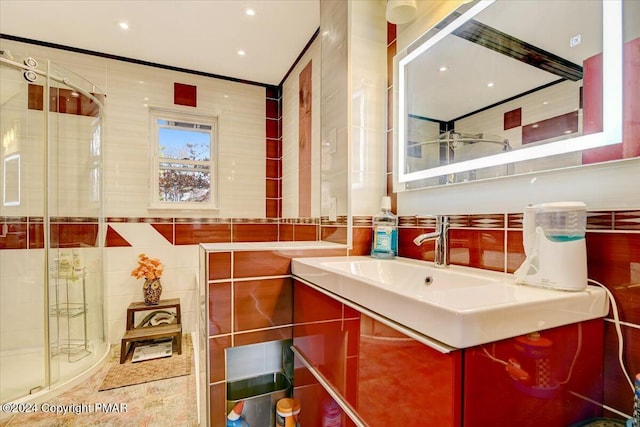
[396,0,636,190]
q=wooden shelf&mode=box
[126,298,181,330]
[120,298,182,364]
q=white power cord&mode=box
[558,322,582,385]
[481,325,582,385]
[588,278,634,392]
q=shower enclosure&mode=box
[0,48,107,404]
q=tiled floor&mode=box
[0,340,198,427]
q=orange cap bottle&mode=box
[276,398,300,427]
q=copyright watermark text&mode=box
[2,402,128,415]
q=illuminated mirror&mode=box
[396,0,626,189]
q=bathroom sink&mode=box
[291,256,608,349]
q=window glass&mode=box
[150,111,217,208]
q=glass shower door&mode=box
[0,51,107,403]
[0,52,47,402]
[46,61,106,388]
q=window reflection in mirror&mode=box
[395,0,637,190]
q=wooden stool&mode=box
[120,298,182,364]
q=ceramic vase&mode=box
[143,278,162,305]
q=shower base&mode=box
[0,340,108,405]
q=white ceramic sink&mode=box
[291,256,608,349]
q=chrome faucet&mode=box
[413,215,450,268]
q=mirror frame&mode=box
[396,0,622,185]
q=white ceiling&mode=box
[0,0,320,86]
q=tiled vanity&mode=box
[198,242,348,427]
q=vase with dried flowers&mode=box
[131,253,164,305]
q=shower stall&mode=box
[0,48,108,404]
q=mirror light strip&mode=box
[398,0,623,183]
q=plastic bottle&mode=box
[227,401,249,427]
[276,398,300,427]
[322,397,342,426]
[370,196,398,259]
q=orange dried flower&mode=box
[131,253,164,281]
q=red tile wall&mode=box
[582,38,640,164]
[522,111,579,145]
[0,216,100,249]
[205,246,347,427]
[173,82,197,107]
[101,217,321,248]
[28,84,103,117]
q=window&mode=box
[149,109,217,209]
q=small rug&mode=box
[98,334,192,391]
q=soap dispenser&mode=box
[370,196,398,259]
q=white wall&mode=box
[102,57,266,219]
[320,0,349,221]
[1,39,267,219]
[0,38,269,344]
[349,0,388,216]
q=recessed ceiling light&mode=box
[487,82,494,88]
[237,50,246,56]
[439,66,448,72]
[543,101,549,105]
[245,8,256,16]
[119,21,129,30]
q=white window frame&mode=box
[148,108,218,210]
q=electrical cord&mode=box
[481,343,508,366]
[588,278,634,392]
[480,324,582,385]
[558,323,581,385]
[479,278,633,393]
